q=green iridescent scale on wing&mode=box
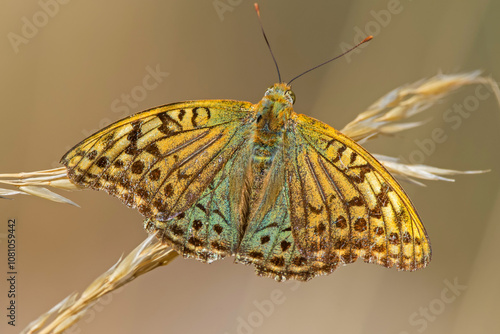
[235,139,313,281]
[145,137,251,262]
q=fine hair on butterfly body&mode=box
[60,5,430,281]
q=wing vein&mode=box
[167,126,247,216]
[298,131,366,258]
[127,128,215,193]
[148,131,227,210]
[304,153,334,258]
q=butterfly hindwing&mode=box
[235,145,315,281]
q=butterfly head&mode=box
[255,83,295,131]
[264,83,296,105]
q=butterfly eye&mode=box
[285,90,296,104]
[265,85,274,96]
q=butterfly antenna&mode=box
[288,35,373,85]
[254,3,282,83]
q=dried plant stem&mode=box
[0,167,80,206]
[21,236,179,334]
[341,72,500,142]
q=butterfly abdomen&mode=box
[251,130,282,164]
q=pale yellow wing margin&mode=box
[61,100,254,221]
[290,113,431,273]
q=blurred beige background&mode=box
[1,1,499,333]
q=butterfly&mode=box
[60,81,431,282]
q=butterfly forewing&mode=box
[61,100,254,223]
[291,113,431,272]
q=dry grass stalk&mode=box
[5,72,498,333]
[21,235,179,334]
[0,167,80,206]
[341,71,500,142]
[373,154,489,186]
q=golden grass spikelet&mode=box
[0,167,80,206]
[341,71,500,142]
[373,154,489,186]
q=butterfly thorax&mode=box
[251,83,294,165]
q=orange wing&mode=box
[286,113,431,274]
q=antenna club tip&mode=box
[363,36,373,43]
[254,3,260,15]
